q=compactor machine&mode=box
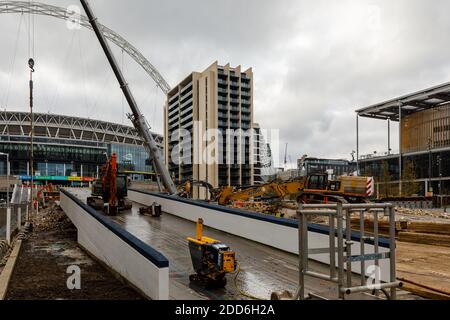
[187,219,236,288]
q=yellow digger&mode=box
[215,174,373,206]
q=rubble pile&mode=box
[33,203,73,232]
[396,207,450,220]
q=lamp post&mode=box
[0,152,10,209]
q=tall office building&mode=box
[165,62,254,197]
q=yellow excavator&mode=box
[215,174,372,206]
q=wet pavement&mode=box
[66,189,387,300]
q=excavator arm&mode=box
[216,181,305,205]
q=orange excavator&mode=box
[87,153,132,215]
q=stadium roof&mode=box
[0,111,163,147]
[356,81,450,121]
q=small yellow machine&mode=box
[187,218,236,288]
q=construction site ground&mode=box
[4,205,144,300]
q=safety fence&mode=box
[0,205,27,245]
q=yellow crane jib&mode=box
[187,218,236,288]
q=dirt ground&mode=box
[5,205,144,300]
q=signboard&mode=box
[20,176,95,182]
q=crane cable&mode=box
[28,0,35,59]
[2,13,24,108]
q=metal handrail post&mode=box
[389,206,397,300]
[329,212,336,280]
[375,210,381,268]
[336,203,345,299]
[360,210,366,286]
[297,207,305,300]
[345,208,353,289]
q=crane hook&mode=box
[28,58,35,72]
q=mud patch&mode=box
[5,205,144,300]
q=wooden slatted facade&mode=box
[401,104,450,154]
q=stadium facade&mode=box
[0,111,162,185]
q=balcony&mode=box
[168,93,179,105]
[218,112,228,119]
[168,101,179,114]
[218,87,228,94]
[218,120,229,128]
[168,117,179,127]
[180,97,193,110]
[169,122,179,130]
[218,96,228,103]
[180,82,193,97]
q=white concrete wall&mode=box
[129,190,392,283]
[60,191,169,300]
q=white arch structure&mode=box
[0,1,172,94]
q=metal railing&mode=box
[297,203,402,300]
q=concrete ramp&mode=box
[60,189,169,300]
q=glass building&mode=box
[356,82,450,197]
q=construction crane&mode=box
[216,174,373,206]
[80,0,177,195]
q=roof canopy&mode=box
[356,81,450,121]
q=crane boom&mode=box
[79,0,177,194]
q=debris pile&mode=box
[396,207,450,220]
[33,204,73,232]
[0,240,11,268]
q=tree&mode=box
[402,159,420,197]
[380,161,392,198]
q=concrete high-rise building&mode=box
[165,62,254,197]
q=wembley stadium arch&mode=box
[0,1,170,185]
[0,1,172,94]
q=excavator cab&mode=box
[306,174,328,190]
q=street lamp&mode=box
[0,152,10,209]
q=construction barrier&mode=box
[60,189,169,300]
[129,188,392,283]
[0,206,26,245]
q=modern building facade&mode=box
[356,81,450,196]
[0,111,163,185]
[165,62,254,197]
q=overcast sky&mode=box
[1,0,450,166]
